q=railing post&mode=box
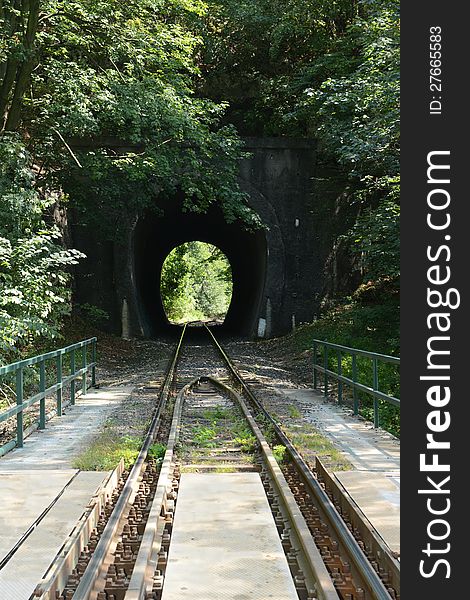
[337,349,343,405]
[352,353,358,415]
[39,361,46,429]
[91,340,96,387]
[70,349,76,405]
[16,368,24,448]
[82,345,87,394]
[373,358,379,428]
[323,345,328,397]
[0,338,100,454]
[56,354,63,417]
[313,341,317,389]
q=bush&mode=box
[0,135,84,363]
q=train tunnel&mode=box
[133,202,267,337]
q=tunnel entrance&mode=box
[133,200,267,337]
[160,242,233,325]
[72,137,321,339]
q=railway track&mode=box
[33,325,400,600]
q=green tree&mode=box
[0,134,84,361]
[0,0,40,131]
[1,0,258,360]
[200,0,399,287]
[304,0,399,284]
[200,0,358,134]
[23,0,259,232]
[1,0,400,360]
[161,241,232,322]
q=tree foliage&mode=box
[200,0,357,134]
[0,0,40,131]
[0,0,256,360]
[2,0,260,231]
[161,241,232,323]
[0,0,400,360]
[302,1,400,283]
[0,134,84,361]
[201,0,400,286]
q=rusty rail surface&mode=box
[63,325,186,600]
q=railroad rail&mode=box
[33,325,399,600]
[204,326,400,600]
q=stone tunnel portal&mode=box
[72,137,329,340]
[133,205,267,337]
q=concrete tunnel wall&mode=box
[133,204,267,337]
[71,137,338,339]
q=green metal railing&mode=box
[0,338,97,455]
[313,339,400,428]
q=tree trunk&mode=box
[1,0,40,131]
[0,0,21,121]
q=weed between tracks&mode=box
[289,430,350,468]
[187,406,256,454]
[288,404,302,419]
[178,395,258,470]
[71,387,158,470]
[253,405,351,472]
[72,434,166,470]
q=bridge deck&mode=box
[275,386,400,555]
[0,386,133,598]
[0,470,107,599]
[161,472,298,600]
[334,470,400,555]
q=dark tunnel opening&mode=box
[133,203,267,338]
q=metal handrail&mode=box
[0,338,97,454]
[312,339,400,428]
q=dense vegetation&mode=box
[161,242,232,323]
[1,0,399,372]
[201,0,399,292]
[272,297,400,436]
[0,133,84,358]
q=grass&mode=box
[255,415,277,445]
[179,403,259,466]
[72,433,142,470]
[181,465,239,473]
[252,403,350,471]
[283,290,399,356]
[202,406,232,420]
[191,424,218,447]
[289,430,351,471]
[231,418,257,452]
[288,405,301,419]
[191,407,258,453]
[273,444,287,463]
[233,433,257,453]
[148,442,166,460]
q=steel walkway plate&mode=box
[334,470,400,554]
[0,470,78,562]
[161,472,298,600]
[0,470,107,599]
